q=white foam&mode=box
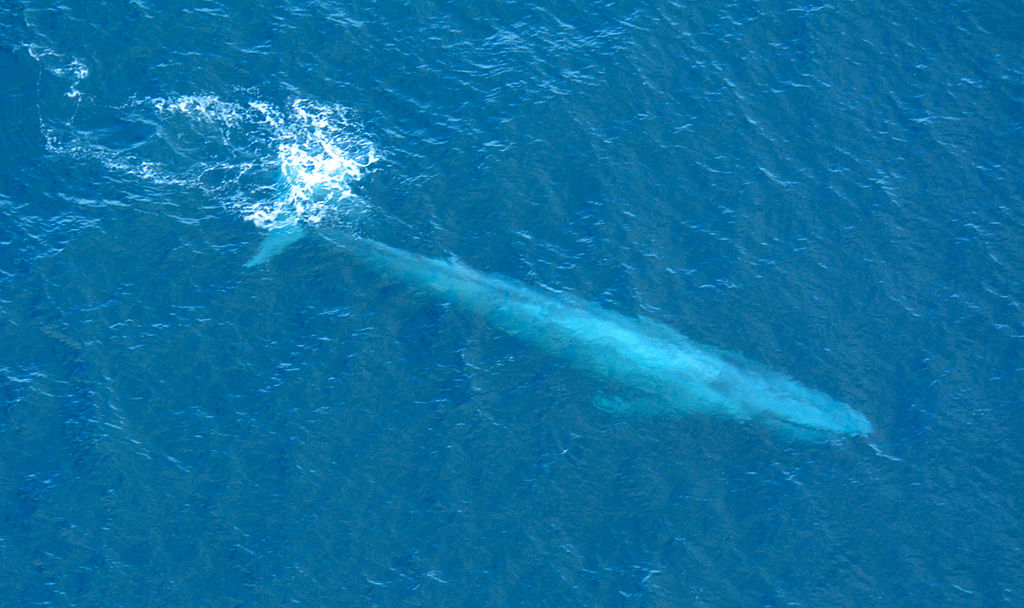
[47,93,379,230]
[153,95,379,228]
[26,43,89,99]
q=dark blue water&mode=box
[2,1,1022,605]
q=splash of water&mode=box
[152,96,379,229]
[46,93,378,230]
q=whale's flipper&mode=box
[593,395,638,414]
[245,224,310,267]
[593,394,672,416]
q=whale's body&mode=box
[250,227,872,440]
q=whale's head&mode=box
[758,384,873,439]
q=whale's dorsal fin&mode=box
[244,224,310,267]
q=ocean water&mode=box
[1,0,1022,605]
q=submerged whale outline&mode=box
[247,226,873,441]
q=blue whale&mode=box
[249,227,873,441]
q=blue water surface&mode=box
[1,1,1022,606]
